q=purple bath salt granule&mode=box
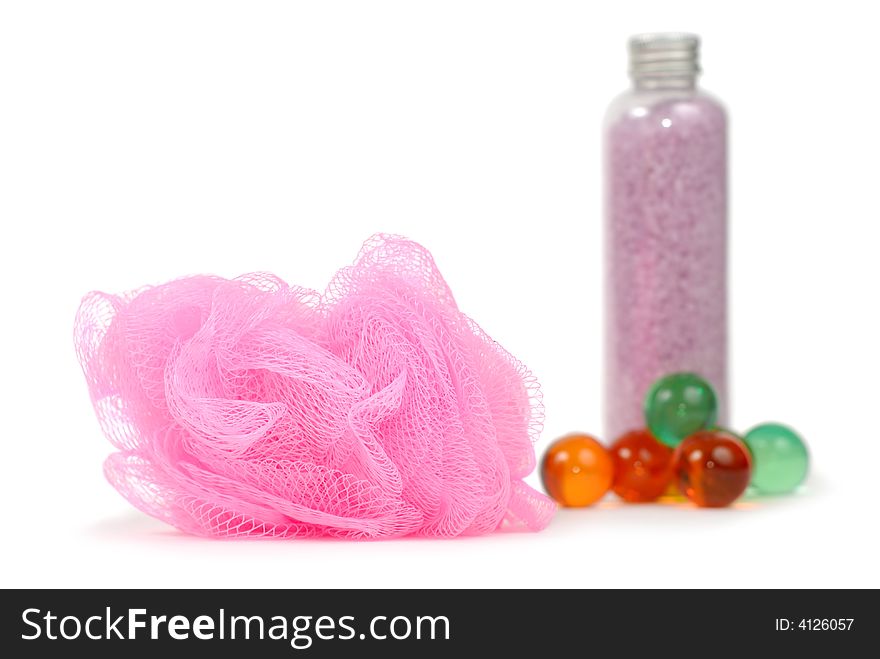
[604,94,728,440]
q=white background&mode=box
[2,1,878,588]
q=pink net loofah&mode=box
[75,235,555,539]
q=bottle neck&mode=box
[632,74,697,92]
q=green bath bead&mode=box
[743,423,809,494]
[644,372,718,448]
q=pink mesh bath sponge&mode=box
[74,235,556,538]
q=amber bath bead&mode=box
[673,429,751,507]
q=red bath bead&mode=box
[673,429,752,507]
[609,429,674,502]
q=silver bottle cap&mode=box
[628,33,700,80]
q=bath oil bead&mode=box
[609,429,673,502]
[743,423,809,494]
[644,372,718,447]
[673,429,751,508]
[541,434,613,507]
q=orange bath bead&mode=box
[541,434,613,507]
[609,429,674,502]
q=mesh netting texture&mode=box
[74,235,556,539]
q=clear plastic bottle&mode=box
[604,33,728,440]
